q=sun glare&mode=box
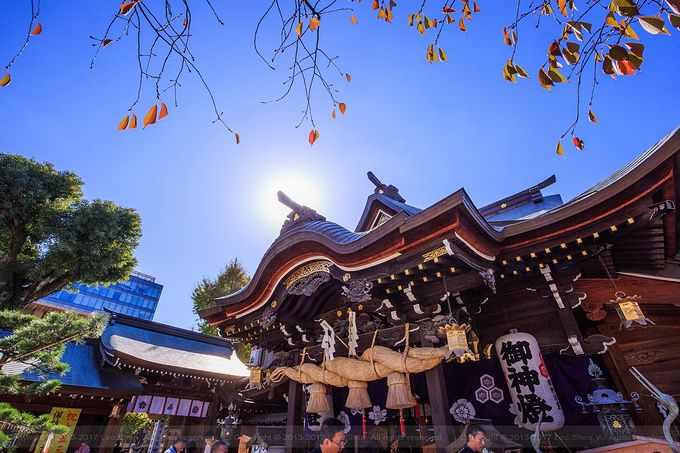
[261,173,324,229]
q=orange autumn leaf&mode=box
[308,129,320,145]
[309,17,320,31]
[117,115,130,131]
[120,1,136,15]
[556,141,565,156]
[31,23,43,35]
[572,136,585,150]
[346,73,352,82]
[372,0,379,9]
[0,74,10,87]
[129,114,137,129]
[143,104,157,128]
[235,133,241,145]
[159,103,168,120]
[295,22,303,37]
[350,14,358,24]
[473,2,481,13]
[459,18,466,32]
[588,109,598,123]
[332,109,337,120]
[338,102,347,114]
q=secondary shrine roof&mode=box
[100,313,249,380]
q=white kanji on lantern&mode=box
[496,331,565,431]
[368,405,387,425]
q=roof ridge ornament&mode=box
[277,191,326,234]
[367,171,406,203]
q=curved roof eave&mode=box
[201,189,505,320]
[503,126,680,237]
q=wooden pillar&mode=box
[99,404,126,453]
[285,379,304,453]
[422,337,452,453]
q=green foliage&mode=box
[0,154,142,309]
[0,403,68,435]
[118,412,153,442]
[192,258,249,335]
[0,310,107,396]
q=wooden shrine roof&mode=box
[200,126,680,333]
[100,313,250,380]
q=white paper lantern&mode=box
[495,331,565,431]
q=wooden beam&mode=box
[285,379,304,453]
[422,339,453,453]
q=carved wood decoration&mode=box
[284,261,333,296]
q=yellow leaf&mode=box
[377,8,387,19]
[309,17,320,31]
[459,18,466,32]
[102,39,113,47]
[235,133,240,145]
[346,73,352,82]
[538,68,554,90]
[623,23,640,39]
[514,63,528,78]
[463,3,472,19]
[120,1,136,16]
[548,67,568,82]
[0,73,11,87]
[438,47,448,61]
[129,114,137,129]
[588,109,598,123]
[338,102,347,114]
[159,102,168,120]
[408,13,414,26]
[117,115,130,131]
[30,23,43,35]
[308,129,319,146]
[605,12,619,26]
[556,141,565,156]
[295,22,303,37]
[638,16,669,34]
[351,14,358,24]
[417,21,425,34]
[143,104,157,128]
[332,109,336,120]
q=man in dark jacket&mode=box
[459,425,486,453]
[309,418,346,453]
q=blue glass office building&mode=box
[40,271,163,320]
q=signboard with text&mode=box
[33,407,82,453]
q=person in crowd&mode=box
[309,418,346,453]
[203,430,217,453]
[75,442,90,453]
[458,425,486,453]
[112,440,122,453]
[210,440,227,453]
[164,438,186,453]
[185,440,197,453]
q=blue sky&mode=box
[2,1,679,329]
